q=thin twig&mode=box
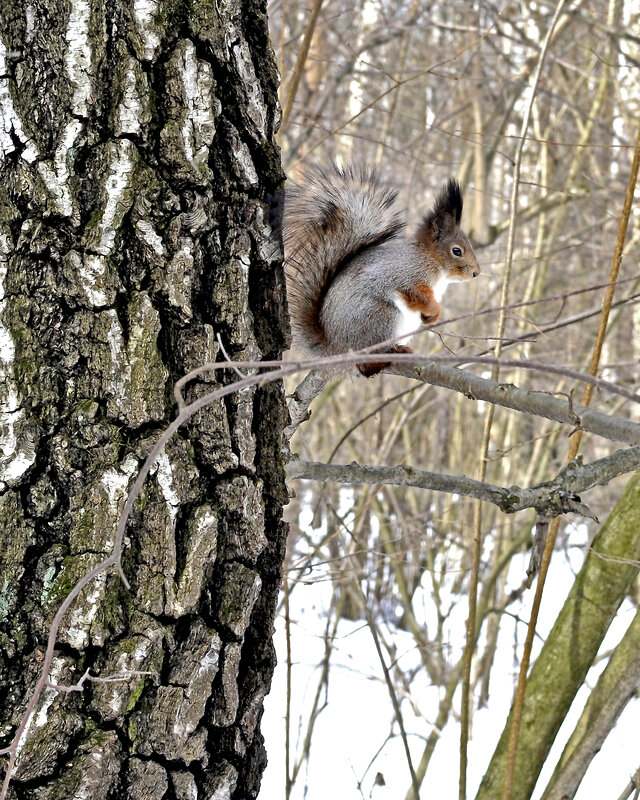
[463,5,571,797]
[284,564,293,800]
[47,669,158,694]
[615,766,640,800]
[500,114,640,800]
[431,274,640,328]
[280,0,325,132]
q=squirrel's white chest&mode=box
[392,293,422,343]
[431,275,451,302]
[392,277,451,343]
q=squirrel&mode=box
[283,163,480,375]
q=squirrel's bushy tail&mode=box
[284,163,405,354]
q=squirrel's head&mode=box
[416,179,480,281]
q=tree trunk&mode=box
[475,471,640,800]
[0,1,287,798]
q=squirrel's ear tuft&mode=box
[417,179,463,243]
[434,179,463,224]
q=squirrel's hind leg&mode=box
[357,345,412,377]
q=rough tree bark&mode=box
[0,1,287,798]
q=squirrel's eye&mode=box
[452,246,463,257]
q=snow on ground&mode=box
[261,520,639,799]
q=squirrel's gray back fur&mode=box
[283,163,405,355]
[283,163,479,360]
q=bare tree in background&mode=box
[0,1,287,798]
[273,0,640,798]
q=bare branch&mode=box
[3,345,638,797]
[283,352,640,445]
[285,370,330,439]
[286,445,640,518]
[385,361,640,445]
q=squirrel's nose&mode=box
[472,269,480,277]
